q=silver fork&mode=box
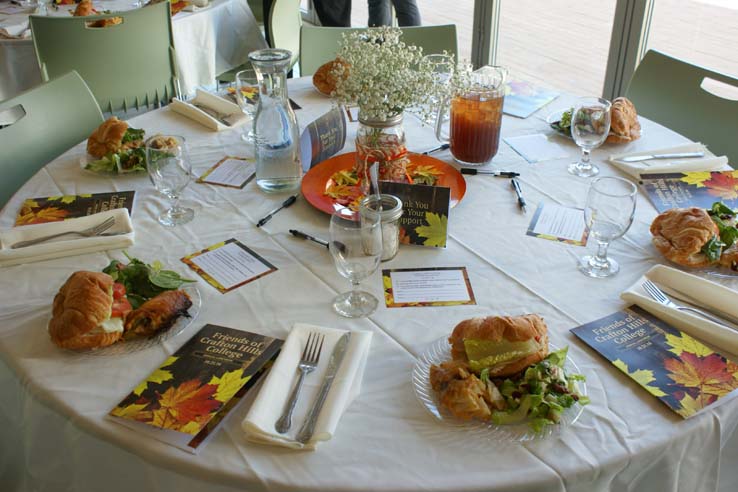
[11,216,116,249]
[275,332,325,434]
[642,280,731,327]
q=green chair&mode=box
[299,24,458,76]
[626,49,738,165]
[0,71,103,209]
[29,2,179,115]
[268,0,301,71]
[247,0,264,24]
[217,0,299,83]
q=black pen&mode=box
[461,169,520,177]
[511,178,527,213]
[256,195,297,227]
[289,229,329,248]
[421,143,450,155]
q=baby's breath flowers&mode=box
[331,27,436,122]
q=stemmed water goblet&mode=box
[329,205,383,318]
[235,68,259,143]
[145,135,195,227]
[578,176,637,278]
[568,97,611,177]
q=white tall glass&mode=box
[145,135,194,227]
[329,207,382,318]
[579,176,637,278]
[568,97,611,178]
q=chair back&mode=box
[268,0,301,71]
[626,49,738,164]
[0,71,103,209]
[299,24,458,75]
[247,0,264,24]
[29,2,179,114]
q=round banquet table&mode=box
[1,77,738,492]
[0,0,267,100]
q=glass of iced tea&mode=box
[435,66,507,165]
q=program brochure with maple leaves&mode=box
[109,324,281,453]
[15,191,135,226]
[640,171,738,213]
[572,306,738,418]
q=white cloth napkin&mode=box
[621,264,738,356]
[242,323,372,450]
[0,16,30,39]
[169,89,248,131]
[0,209,134,267]
[609,143,730,178]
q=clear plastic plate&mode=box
[412,337,587,442]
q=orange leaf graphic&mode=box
[664,353,734,396]
[154,379,221,429]
[16,206,70,225]
[704,173,738,200]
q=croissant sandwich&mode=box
[312,58,350,96]
[49,271,131,350]
[86,117,146,173]
[606,97,641,144]
[650,207,720,267]
[447,314,549,377]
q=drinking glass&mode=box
[568,97,611,177]
[235,68,259,143]
[145,135,195,227]
[579,176,637,278]
[420,54,454,124]
[329,207,383,318]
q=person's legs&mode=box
[368,0,392,26]
[391,0,421,26]
[314,0,353,27]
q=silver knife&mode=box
[295,332,351,444]
[657,284,738,328]
[620,151,704,163]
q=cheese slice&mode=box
[99,317,124,334]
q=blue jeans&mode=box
[368,0,421,27]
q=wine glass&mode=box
[578,176,637,278]
[329,206,383,318]
[568,97,611,177]
[145,135,195,227]
[235,69,259,142]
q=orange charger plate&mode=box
[301,152,467,215]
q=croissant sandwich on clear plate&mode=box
[651,203,738,270]
[85,117,146,174]
[606,97,641,144]
[49,271,130,350]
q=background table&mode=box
[0,0,267,100]
[1,78,738,492]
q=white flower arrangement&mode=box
[331,27,437,122]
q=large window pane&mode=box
[497,1,616,95]
[647,0,738,78]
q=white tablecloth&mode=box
[0,0,267,100]
[1,78,738,492]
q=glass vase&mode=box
[355,113,410,189]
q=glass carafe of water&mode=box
[248,49,302,193]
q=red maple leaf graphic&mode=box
[156,379,221,426]
[704,173,738,200]
[664,352,735,396]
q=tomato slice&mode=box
[111,297,132,319]
[112,282,127,300]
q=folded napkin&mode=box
[0,209,134,267]
[609,143,730,178]
[242,323,372,450]
[0,16,30,39]
[170,89,248,131]
[621,264,738,356]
